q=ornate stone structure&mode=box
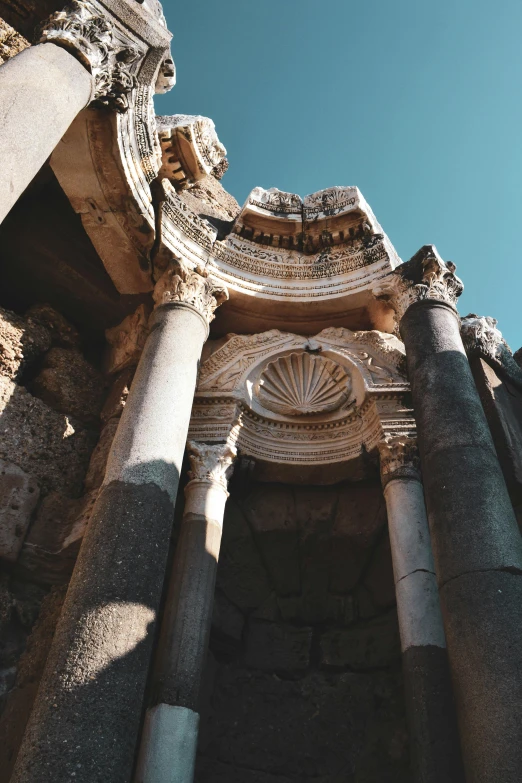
[0,3,521,783]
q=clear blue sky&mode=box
[157,0,522,349]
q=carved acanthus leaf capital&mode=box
[461,314,522,389]
[153,262,229,324]
[374,245,463,322]
[38,0,140,112]
[378,436,420,484]
[187,441,237,490]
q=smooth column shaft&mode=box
[11,304,208,783]
[384,476,463,782]
[401,301,522,782]
[136,480,228,783]
[0,43,92,223]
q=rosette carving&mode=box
[38,0,140,112]
[374,245,464,322]
[153,263,228,324]
[256,352,352,416]
[187,441,237,490]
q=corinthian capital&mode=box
[187,441,237,490]
[153,262,228,324]
[378,436,421,485]
[461,314,522,389]
[374,245,464,322]
[38,0,140,112]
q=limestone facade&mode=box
[0,2,521,782]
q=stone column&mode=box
[0,0,142,224]
[376,246,522,782]
[11,265,228,783]
[378,436,463,783]
[135,440,237,783]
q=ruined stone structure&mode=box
[0,2,521,782]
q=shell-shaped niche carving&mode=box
[256,352,352,416]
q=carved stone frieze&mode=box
[156,115,227,188]
[256,353,353,416]
[189,328,413,481]
[378,436,420,485]
[38,0,143,112]
[461,314,522,389]
[374,245,464,322]
[153,263,229,324]
[105,304,150,374]
[186,441,237,490]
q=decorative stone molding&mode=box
[186,441,237,490]
[156,115,227,188]
[461,314,522,389]
[374,245,464,322]
[154,53,176,94]
[152,263,229,324]
[378,436,420,485]
[189,328,413,482]
[256,353,352,416]
[38,0,142,112]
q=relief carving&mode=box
[38,0,141,112]
[461,314,522,389]
[153,263,229,324]
[374,245,464,322]
[255,353,353,416]
[378,436,420,484]
[156,115,227,187]
[186,441,237,489]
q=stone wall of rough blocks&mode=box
[0,303,132,782]
[195,480,410,782]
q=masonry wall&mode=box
[195,481,410,783]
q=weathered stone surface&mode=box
[18,491,98,584]
[197,665,408,781]
[245,619,312,677]
[104,304,150,374]
[217,499,272,611]
[243,485,300,596]
[320,611,401,671]
[329,485,387,594]
[0,460,39,562]
[84,417,119,490]
[30,347,105,425]
[0,585,66,783]
[362,532,396,609]
[296,487,337,623]
[211,590,245,645]
[0,307,51,381]
[0,19,29,65]
[100,368,134,423]
[0,375,96,497]
[25,304,80,349]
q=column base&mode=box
[136,704,200,783]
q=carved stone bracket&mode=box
[156,115,228,188]
[374,245,464,323]
[153,262,229,324]
[38,0,141,111]
[378,435,421,485]
[186,441,237,490]
[461,313,522,389]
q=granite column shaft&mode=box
[136,442,236,783]
[11,267,227,783]
[0,43,93,223]
[394,248,522,782]
[379,439,463,782]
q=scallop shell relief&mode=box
[256,352,352,416]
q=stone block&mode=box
[211,590,245,644]
[25,304,80,349]
[0,306,50,381]
[217,499,272,611]
[362,531,396,609]
[296,486,337,623]
[243,485,300,596]
[245,619,312,676]
[320,610,400,671]
[104,304,150,374]
[30,347,106,425]
[0,460,39,562]
[0,375,96,497]
[84,418,119,490]
[100,368,134,423]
